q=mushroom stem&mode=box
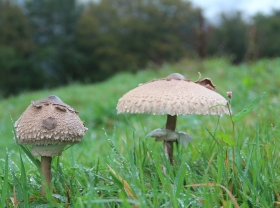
[164,114,177,164]
[41,156,52,196]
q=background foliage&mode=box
[0,58,279,207]
[0,0,280,97]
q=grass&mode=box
[0,57,279,207]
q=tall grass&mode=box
[0,58,279,207]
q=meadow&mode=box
[0,58,279,207]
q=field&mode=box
[0,58,279,207]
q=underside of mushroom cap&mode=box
[117,73,230,116]
[31,144,67,156]
[14,95,88,147]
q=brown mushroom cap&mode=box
[117,73,229,116]
[14,95,88,156]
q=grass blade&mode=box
[19,149,29,207]
[1,154,9,207]
[232,93,265,123]
[215,132,234,146]
[107,165,137,200]
[184,183,240,208]
[94,158,100,187]
[18,144,40,169]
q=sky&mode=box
[191,0,280,22]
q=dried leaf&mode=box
[10,197,17,207]
[195,78,216,91]
[183,183,240,208]
[107,165,137,200]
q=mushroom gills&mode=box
[31,144,67,156]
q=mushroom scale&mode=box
[14,95,88,152]
[117,74,229,116]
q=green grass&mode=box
[0,57,279,207]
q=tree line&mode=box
[0,0,279,97]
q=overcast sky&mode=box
[191,0,280,22]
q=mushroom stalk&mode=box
[164,114,177,164]
[41,156,52,196]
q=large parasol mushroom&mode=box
[117,73,229,164]
[14,95,88,195]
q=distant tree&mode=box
[0,0,43,97]
[195,9,207,59]
[253,10,280,58]
[75,11,99,56]
[110,0,204,62]
[76,1,130,81]
[76,0,203,81]
[174,6,207,59]
[206,12,248,63]
[0,0,33,54]
[25,0,83,87]
[116,0,190,64]
[245,24,258,61]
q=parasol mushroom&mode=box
[117,73,229,164]
[14,95,88,195]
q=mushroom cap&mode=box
[117,73,229,116]
[14,95,88,156]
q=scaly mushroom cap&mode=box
[14,95,88,156]
[117,73,229,116]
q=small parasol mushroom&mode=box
[117,73,229,164]
[14,95,88,195]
